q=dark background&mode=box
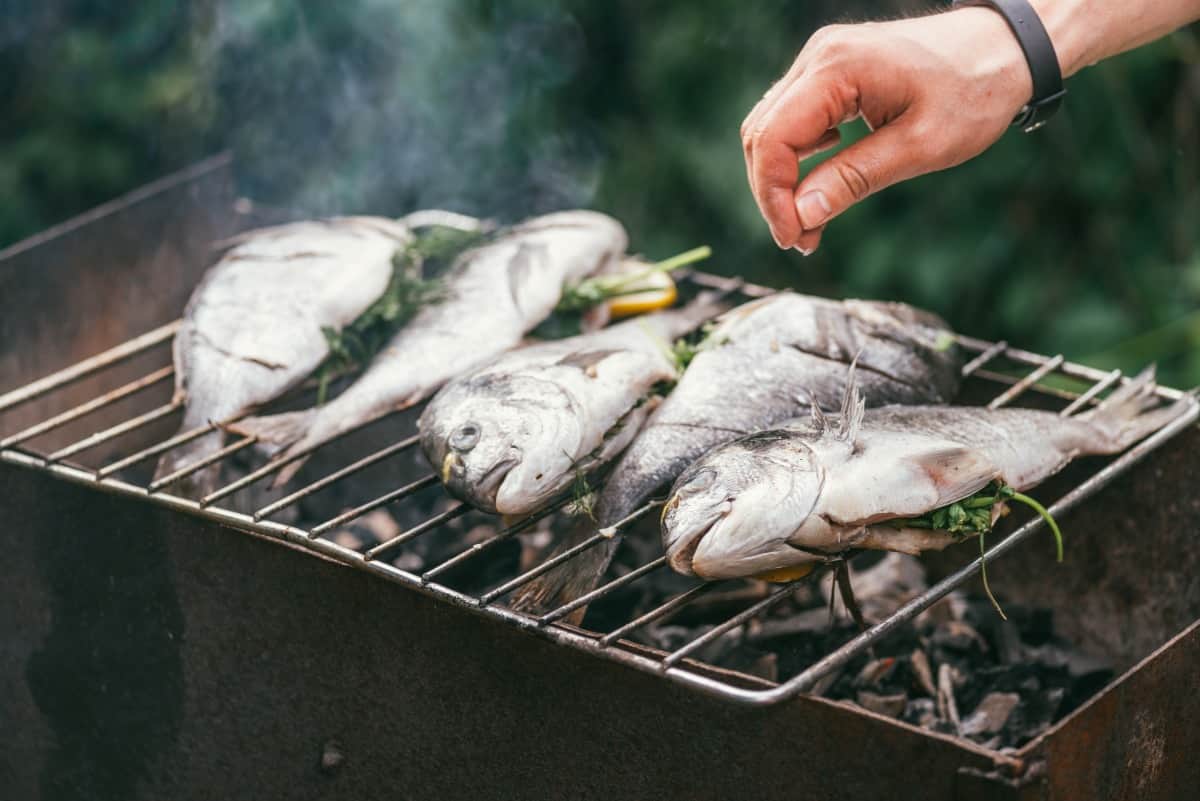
[2,0,1197,384]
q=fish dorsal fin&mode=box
[809,397,828,435]
[557,349,620,376]
[835,353,865,445]
[506,242,548,315]
[816,304,861,362]
[840,392,866,446]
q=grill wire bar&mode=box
[422,497,573,582]
[253,435,421,521]
[2,272,1196,708]
[96,422,219,478]
[0,365,173,449]
[46,399,182,463]
[148,435,258,491]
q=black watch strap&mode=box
[953,0,1065,132]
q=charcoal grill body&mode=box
[2,157,1199,801]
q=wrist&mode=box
[1026,0,1090,76]
[948,0,1069,129]
[939,7,1035,112]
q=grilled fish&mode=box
[662,366,1190,579]
[154,216,413,498]
[230,210,628,487]
[420,294,726,515]
[511,291,961,614]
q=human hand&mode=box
[741,8,1036,253]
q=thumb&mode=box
[793,121,919,230]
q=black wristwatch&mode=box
[953,0,1065,132]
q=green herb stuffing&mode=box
[932,330,957,352]
[314,225,488,403]
[670,321,728,372]
[555,245,712,313]
[892,481,1063,619]
[566,467,597,520]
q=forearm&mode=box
[1030,0,1200,76]
[741,0,1200,252]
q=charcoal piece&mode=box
[332,529,365,550]
[988,618,1026,664]
[1005,687,1066,746]
[904,697,938,728]
[857,690,907,718]
[392,551,424,572]
[937,663,961,733]
[1010,606,1056,646]
[747,607,830,642]
[931,620,989,655]
[960,692,1020,738]
[854,657,898,689]
[809,667,842,698]
[909,648,936,698]
[745,652,779,683]
[1025,642,1113,678]
[639,624,695,652]
[328,509,401,550]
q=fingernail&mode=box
[769,227,786,249]
[794,246,814,256]
[796,191,832,229]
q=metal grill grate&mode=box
[2,271,1196,706]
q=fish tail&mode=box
[509,520,623,623]
[510,483,653,620]
[152,429,224,500]
[225,409,320,489]
[1080,365,1192,450]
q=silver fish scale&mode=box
[157,216,412,497]
[227,210,629,488]
[596,291,963,524]
[510,291,963,614]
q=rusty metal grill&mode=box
[1,270,1196,707]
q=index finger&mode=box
[741,57,809,197]
[748,75,853,247]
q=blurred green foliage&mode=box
[1,1,1197,384]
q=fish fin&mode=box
[506,242,548,316]
[556,349,622,373]
[821,437,998,525]
[597,398,657,461]
[1079,365,1194,451]
[905,443,999,508]
[225,409,316,452]
[835,354,865,445]
[806,393,827,434]
[399,209,488,232]
[224,409,319,489]
[815,304,862,362]
[152,429,224,500]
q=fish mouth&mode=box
[664,512,723,576]
[472,456,521,509]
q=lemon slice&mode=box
[607,270,678,318]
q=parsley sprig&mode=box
[315,225,488,403]
[892,481,1063,619]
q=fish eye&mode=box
[681,468,715,494]
[449,422,481,452]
